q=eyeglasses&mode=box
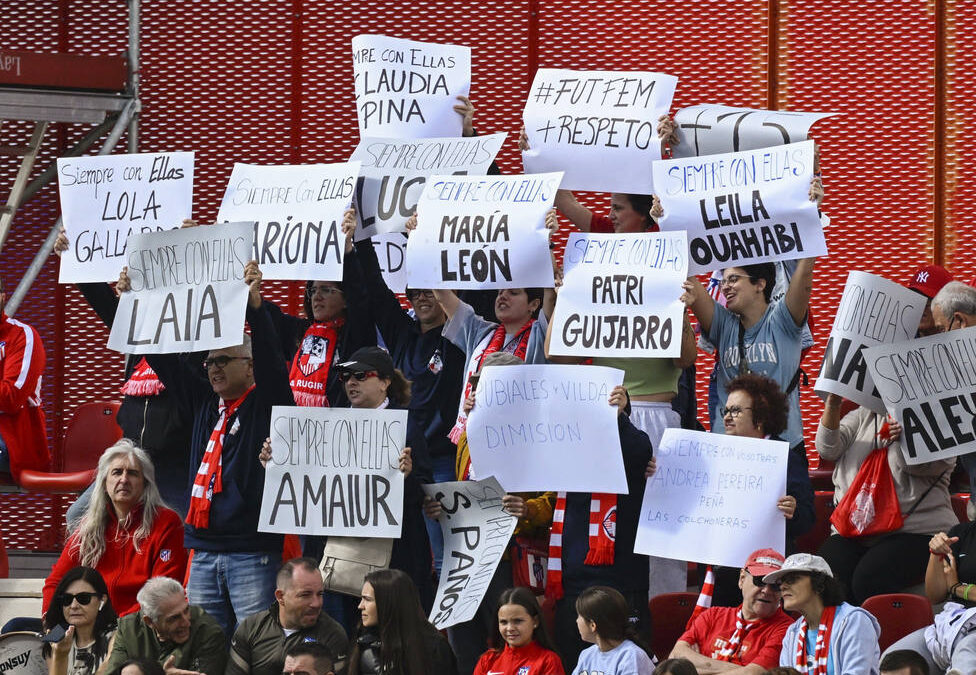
[203,355,250,370]
[752,574,780,591]
[406,289,434,301]
[720,405,752,419]
[720,274,746,289]
[339,370,379,383]
[306,285,344,299]
[59,592,98,606]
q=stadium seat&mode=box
[794,491,834,554]
[648,592,697,661]
[809,457,835,491]
[0,531,8,578]
[17,401,122,493]
[862,593,934,652]
[952,493,970,524]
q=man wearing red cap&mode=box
[907,264,954,337]
[669,549,794,673]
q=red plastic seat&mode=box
[794,491,834,554]
[952,493,970,524]
[0,531,8,578]
[648,592,698,661]
[17,401,122,493]
[809,457,835,491]
[862,593,934,652]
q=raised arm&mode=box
[673,311,698,369]
[784,257,815,327]
[681,276,716,336]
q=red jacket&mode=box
[474,642,564,675]
[0,312,49,480]
[43,504,188,616]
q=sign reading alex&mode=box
[258,406,408,538]
[424,477,516,630]
[107,221,253,354]
[217,162,360,280]
[864,326,976,466]
[548,231,688,358]
[58,152,194,283]
[654,140,826,274]
[815,271,925,413]
[352,35,471,138]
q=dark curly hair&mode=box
[725,373,788,437]
[739,263,777,304]
[619,193,655,231]
[809,571,846,606]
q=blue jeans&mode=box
[425,453,456,578]
[186,550,277,640]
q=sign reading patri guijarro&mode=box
[107,221,254,354]
[522,69,677,194]
[350,133,505,240]
[405,172,560,290]
[57,151,193,283]
[352,35,471,138]
[864,326,976,466]
[217,162,360,281]
[815,271,925,414]
[654,139,826,275]
[258,406,408,538]
[671,104,835,158]
[549,231,687,358]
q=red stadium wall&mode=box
[0,0,969,549]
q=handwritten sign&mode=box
[466,364,627,493]
[405,173,560,290]
[815,272,925,413]
[424,477,517,629]
[217,162,359,281]
[655,140,826,274]
[672,104,835,159]
[370,232,408,293]
[258,406,407,537]
[549,231,687,358]
[634,429,788,567]
[864,326,976,465]
[58,152,193,283]
[352,35,471,138]
[107,222,252,354]
[350,134,505,240]
[522,69,677,193]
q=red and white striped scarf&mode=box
[688,565,716,627]
[713,608,755,662]
[794,605,836,675]
[545,491,617,601]
[185,385,255,529]
[120,357,165,396]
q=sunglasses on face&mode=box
[339,370,379,383]
[406,289,434,301]
[60,592,99,606]
[752,574,779,590]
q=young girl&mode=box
[573,587,656,675]
[474,588,563,675]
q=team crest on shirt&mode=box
[160,549,171,562]
[602,506,617,540]
[518,667,530,675]
[298,335,330,376]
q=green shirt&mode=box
[103,605,227,675]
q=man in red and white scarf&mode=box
[671,548,794,673]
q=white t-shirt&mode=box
[571,640,655,675]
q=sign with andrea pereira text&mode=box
[107,221,253,354]
[671,104,835,159]
[258,406,407,537]
[549,231,688,358]
[466,364,627,493]
[654,140,826,274]
[522,69,678,193]
[217,162,360,281]
[352,35,471,138]
[58,152,193,283]
[424,477,517,630]
[815,272,925,413]
[350,133,505,240]
[405,173,560,290]
[864,326,976,466]
[634,428,788,567]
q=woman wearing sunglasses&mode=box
[42,566,118,675]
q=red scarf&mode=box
[688,565,716,627]
[794,605,836,675]
[544,491,617,601]
[714,608,756,661]
[185,385,255,529]
[289,319,343,407]
[120,357,165,396]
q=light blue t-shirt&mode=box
[571,639,655,675]
[804,627,835,675]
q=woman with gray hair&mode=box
[42,439,187,618]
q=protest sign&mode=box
[634,428,788,567]
[655,140,826,274]
[405,173,560,290]
[217,162,360,281]
[864,326,976,465]
[522,69,677,193]
[369,233,408,293]
[258,406,408,537]
[107,221,253,354]
[58,152,193,283]
[549,231,688,358]
[424,477,516,629]
[352,35,471,138]
[466,364,627,493]
[350,133,505,240]
[671,104,835,159]
[815,272,925,413]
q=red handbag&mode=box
[830,445,904,537]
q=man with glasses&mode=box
[670,549,794,673]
